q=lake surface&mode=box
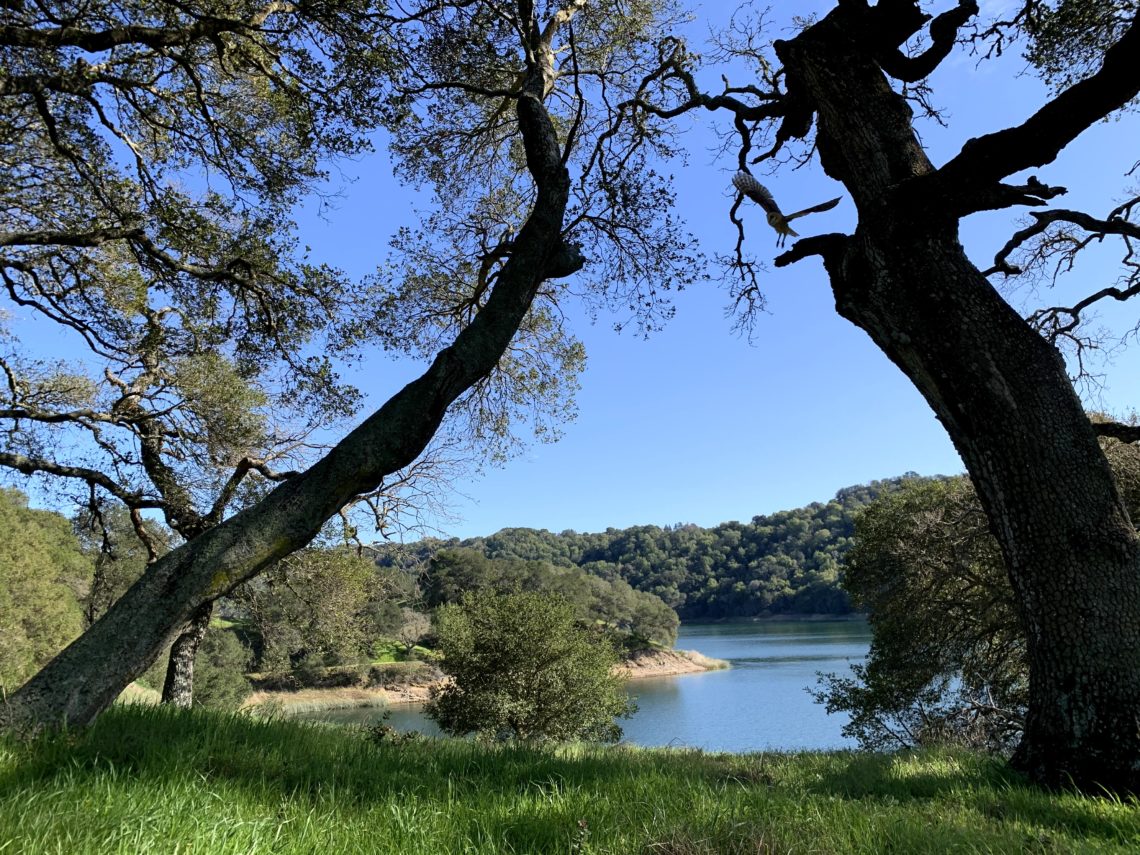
[301,620,872,752]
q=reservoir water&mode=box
[302,619,872,752]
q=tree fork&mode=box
[778,6,1140,791]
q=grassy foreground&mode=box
[2,706,1139,854]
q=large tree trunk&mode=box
[160,602,213,708]
[779,9,1140,790]
[0,80,580,733]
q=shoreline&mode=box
[688,613,866,623]
[615,647,729,679]
[246,647,729,715]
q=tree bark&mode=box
[777,7,1140,791]
[160,602,213,708]
[0,74,580,733]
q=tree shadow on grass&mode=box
[3,706,785,853]
[798,751,1017,799]
[2,705,703,805]
[791,749,1139,846]
[5,708,1138,852]
[972,786,1140,847]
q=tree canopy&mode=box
[0,0,698,732]
[0,0,417,706]
[0,0,392,534]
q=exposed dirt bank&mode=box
[247,647,728,714]
[616,647,729,679]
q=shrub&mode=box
[425,590,634,742]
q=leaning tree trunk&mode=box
[0,78,581,733]
[777,9,1140,791]
[161,602,213,708]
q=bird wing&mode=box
[732,171,783,218]
[784,196,842,222]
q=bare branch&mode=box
[0,450,161,509]
[1028,280,1140,344]
[875,1,980,83]
[981,195,1140,362]
[987,204,1140,276]
[204,456,300,526]
[0,4,288,52]
[612,36,785,124]
[129,507,162,564]
[774,233,848,268]
[0,225,143,249]
[923,9,1140,215]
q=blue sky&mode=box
[9,2,1138,543]
[285,4,1140,541]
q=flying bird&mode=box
[732,171,841,248]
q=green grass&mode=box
[370,640,438,664]
[2,706,1139,854]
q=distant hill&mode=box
[383,475,935,620]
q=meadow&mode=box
[2,705,1139,854]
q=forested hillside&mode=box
[398,477,922,620]
[0,488,88,689]
[0,488,683,701]
[2,475,920,697]
[422,549,679,646]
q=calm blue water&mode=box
[300,620,871,752]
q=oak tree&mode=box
[616,0,1140,789]
[0,0,454,705]
[820,433,1140,756]
[1,0,693,733]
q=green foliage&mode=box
[5,705,1140,854]
[426,590,634,743]
[355,0,700,458]
[0,489,89,691]
[1021,1,1139,91]
[817,440,1140,752]
[192,628,252,711]
[389,478,911,621]
[423,548,678,646]
[235,549,400,673]
[815,478,1025,752]
[170,352,270,464]
[1,1,392,533]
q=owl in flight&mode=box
[732,171,841,248]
